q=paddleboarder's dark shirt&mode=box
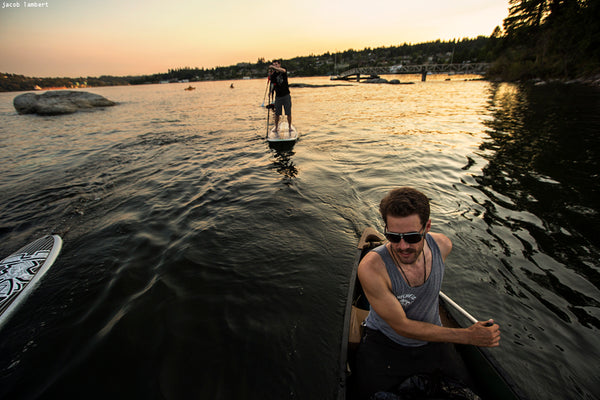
[363,233,444,347]
[271,70,290,97]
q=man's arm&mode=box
[357,249,500,347]
[270,65,286,73]
[429,232,452,260]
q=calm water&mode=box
[0,77,598,400]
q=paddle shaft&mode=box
[261,78,269,107]
[266,89,274,138]
[266,103,270,138]
[440,291,480,325]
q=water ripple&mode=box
[1,79,599,399]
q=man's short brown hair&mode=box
[379,187,430,226]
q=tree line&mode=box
[488,0,599,80]
[0,37,495,92]
[127,36,492,85]
[1,0,598,92]
[0,74,131,93]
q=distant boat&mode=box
[184,86,195,91]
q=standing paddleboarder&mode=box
[269,60,292,134]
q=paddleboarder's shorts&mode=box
[275,94,292,116]
[355,327,475,399]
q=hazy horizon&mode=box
[0,0,508,77]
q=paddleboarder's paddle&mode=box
[261,76,270,107]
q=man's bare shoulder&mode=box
[428,232,452,260]
[358,248,392,298]
[358,248,387,279]
[359,248,382,266]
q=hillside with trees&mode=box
[0,37,493,92]
[488,0,599,81]
[0,74,131,93]
[113,36,493,86]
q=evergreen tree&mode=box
[492,0,599,80]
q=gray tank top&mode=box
[363,233,444,347]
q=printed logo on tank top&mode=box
[275,73,285,86]
[397,293,416,306]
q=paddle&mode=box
[261,77,269,107]
[266,89,276,139]
[266,102,270,138]
[439,291,493,326]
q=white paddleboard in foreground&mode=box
[267,123,299,143]
[0,235,62,329]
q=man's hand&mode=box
[467,319,501,347]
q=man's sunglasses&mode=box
[384,225,426,244]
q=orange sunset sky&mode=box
[0,0,509,77]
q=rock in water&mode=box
[13,90,116,115]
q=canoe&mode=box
[338,228,525,400]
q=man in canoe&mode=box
[355,187,501,399]
[268,60,292,134]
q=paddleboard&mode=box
[0,234,62,328]
[267,122,299,143]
